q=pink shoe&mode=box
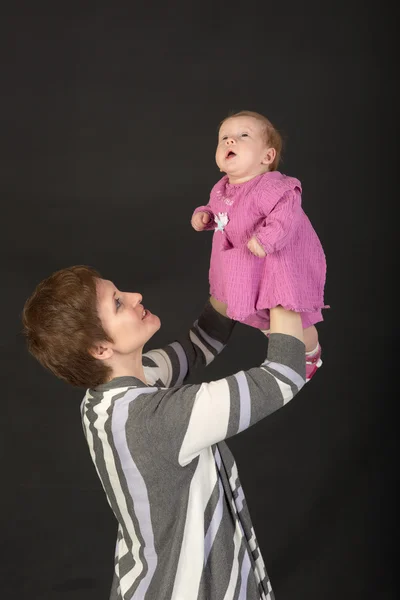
[306,344,322,381]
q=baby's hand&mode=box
[191,211,211,231]
[247,236,267,258]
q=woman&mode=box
[23,265,306,600]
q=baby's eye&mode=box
[115,297,122,310]
[221,136,228,141]
[241,133,249,137]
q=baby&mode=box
[191,110,329,381]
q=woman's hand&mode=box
[209,296,229,318]
[269,306,304,343]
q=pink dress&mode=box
[193,171,328,329]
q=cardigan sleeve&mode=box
[142,300,235,387]
[141,333,305,466]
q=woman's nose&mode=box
[129,292,142,305]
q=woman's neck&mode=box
[108,350,147,385]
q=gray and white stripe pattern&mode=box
[81,304,305,599]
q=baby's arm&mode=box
[249,189,302,255]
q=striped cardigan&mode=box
[81,300,306,599]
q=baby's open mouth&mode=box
[226,150,236,159]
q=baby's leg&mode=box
[301,314,323,381]
[303,325,319,353]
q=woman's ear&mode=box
[89,343,113,361]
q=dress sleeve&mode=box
[254,189,302,254]
[141,333,306,466]
[142,300,235,387]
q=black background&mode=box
[1,2,396,599]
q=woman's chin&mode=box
[146,312,161,332]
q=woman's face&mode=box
[96,278,161,355]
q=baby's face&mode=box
[216,116,273,183]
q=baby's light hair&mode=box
[219,110,282,171]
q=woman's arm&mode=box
[142,307,305,466]
[142,298,234,387]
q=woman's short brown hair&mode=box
[22,265,113,388]
[220,110,283,171]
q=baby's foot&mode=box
[305,344,322,381]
